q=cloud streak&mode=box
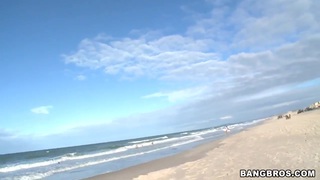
[76,75,87,81]
[220,116,232,120]
[142,86,210,102]
[31,106,53,115]
[63,34,218,81]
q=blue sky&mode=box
[1,0,320,154]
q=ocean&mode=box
[0,118,267,180]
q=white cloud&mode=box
[62,0,320,122]
[62,0,320,101]
[258,100,300,111]
[142,92,167,99]
[235,85,292,102]
[142,86,210,102]
[63,35,218,81]
[220,116,232,120]
[31,106,53,115]
[271,100,299,108]
[61,0,320,134]
[76,75,87,81]
[187,0,320,52]
[63,0,320,84]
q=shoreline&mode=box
[87,109,320,180]
[86,117,270,180]
[86,137,224,180]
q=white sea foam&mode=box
[125,135,193,150]
[171,136,203,147]
[128,139,150,144]
[128,136,168,144]
[228,118,268,129]
[152,136,186,144]
[60,147,127,161]
[190,128,218,136]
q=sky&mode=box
[1,0,320,154]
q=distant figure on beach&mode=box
[224,126,230,134]
[297,109,304,114]
[285,114,291,120]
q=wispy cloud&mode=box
[76,75,87,81]
[271,101,299,108]
[63,35,218,81]
[142,86,210,102]
[188,0,319,52]
[142,92,167,99]
[31,106,53,115]
[63,0,320,85]
[62,0,320,107]
[59,0,320,140]
[258,100,300,111]
[220,115,232,120]
[234,85,293,102]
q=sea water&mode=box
[0,118,267,180]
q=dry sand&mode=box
[88,109,320,180]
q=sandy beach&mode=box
[88,109,320,180]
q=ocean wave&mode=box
[190,128,218,136]
[180,132,189,135]
[0,148,127,173]
[0,118,268,177]
[0,135,190,173]
[3,119,268,174]
[128,139,150,144]
[125,135,191,150]
[9,135,204,180]
[227,118,268,129]
[171,136,203,147]
[0,159,58,173]
[60,147,127,161]
[128,136,168,144]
